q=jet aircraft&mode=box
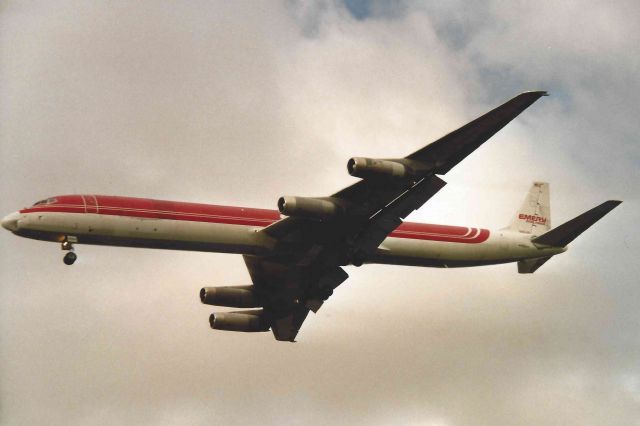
[1,91,621,341]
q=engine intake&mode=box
[277,196,343,220]
[347,157,409,179]
[200,286,260,308]
[209,310,270,332]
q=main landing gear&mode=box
[61,236,78,265]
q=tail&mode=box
[507,181,551,236]
[517,195,621,274]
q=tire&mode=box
[63,252,77,265]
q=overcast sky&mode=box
[1,1,639,424]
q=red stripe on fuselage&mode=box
[20,195,490,244]
[390,227,490,243]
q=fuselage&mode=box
[1,195,565,267]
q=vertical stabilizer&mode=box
[508,182,550,236]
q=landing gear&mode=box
[63,251,77,265]
[61,236,78,265]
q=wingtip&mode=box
[598,200,622,213]
[522,90,549,97]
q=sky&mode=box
[1,1,639,424]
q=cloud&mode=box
[1,1,638,425]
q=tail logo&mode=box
[519,214,547,224]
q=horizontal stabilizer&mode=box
[518,256,552,274]
[532,200,622,247]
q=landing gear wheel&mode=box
[63,252,77,265]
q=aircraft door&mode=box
[84,195,99,214]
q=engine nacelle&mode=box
[200,286,260,308]
[277,196,343,220]
[209,310,270,332]
[347,157,409,179]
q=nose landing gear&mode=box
[61,236,78,265]
[63,251,77,265]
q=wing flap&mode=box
[353,175,447,255]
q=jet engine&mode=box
[347,157,409,179]
[277,196,343,220]
[209,310,270,332]
[200,286,260,308]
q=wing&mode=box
[328,90,547,210]
[253,91,547,340]
[265,91,547,247]
[407,91,548,173]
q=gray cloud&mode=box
[1,1,639,425]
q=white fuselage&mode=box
[1,195,565,268]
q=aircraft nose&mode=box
[1,212,20,232]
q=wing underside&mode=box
[243,255,348,341]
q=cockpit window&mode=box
[33,197,57,206]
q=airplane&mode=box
[1,91,621,342]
